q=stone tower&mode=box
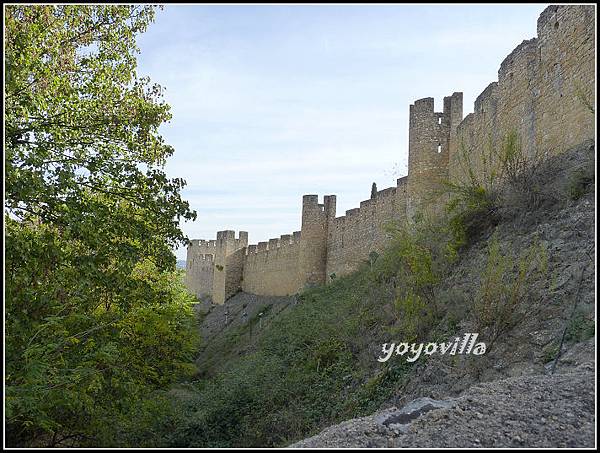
[298,195,335,288]
[212,230,248,305]
[406,92,463,219]
[185,239,216,300]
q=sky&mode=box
[134,4,549,260]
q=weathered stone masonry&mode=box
[186,5,595,304]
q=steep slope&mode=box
[290,140,596,448]
[167,140,595,448]
[291,360,595,448]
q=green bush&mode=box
[156,212,479,447]
[566,167,594,200]
[144,255,427,447]
[5,221,200,447]
[4,5,198,447]
[565,310,595,342]
[443,130,559,237]
[473,232,548,347]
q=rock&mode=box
[290,363,595,448]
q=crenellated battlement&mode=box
[185,5,594,304]
[190,239,217,248]
[246,232,302,257]
[185,244,216,300]
[406,90,463,219]
[215,230,248,247]
[188,239,217,259]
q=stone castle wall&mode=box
[184,253,214,300]
[449,5,595,186]
[184,239,216,300]
[325,180,407,280]
[185,5,595,304]
[210,231,248,305]
[407,92,463,220]
[242,232,303,296]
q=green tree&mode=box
[5,5,198,446]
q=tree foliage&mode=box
[5,5,199,446]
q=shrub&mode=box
[566,166,594,200]
[473,232,548,348]
[443,130,558,235]
[4,223,200,447]
[372,214,466,342]
[565,310,595,342]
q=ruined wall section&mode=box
[242,231,303,296]
[450,5,595,185]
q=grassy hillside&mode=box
[119,140,594,448]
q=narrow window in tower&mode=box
[437,144,442,153]
[438,117,442,124]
